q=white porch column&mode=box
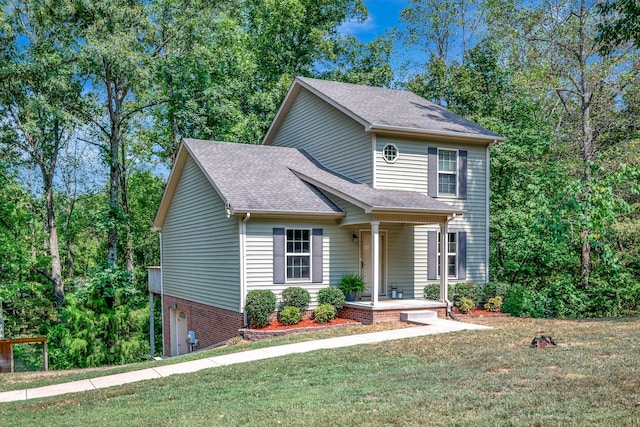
[371,221,380,306]
[439,221,449,304]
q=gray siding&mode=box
[375,136,489,291]
[245,218,359,308]
[161,155,241,312]
[322,191,372,225]
[270,88,373,184]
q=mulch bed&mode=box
[239,317,362,341]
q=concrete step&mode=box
[400,310,438,323]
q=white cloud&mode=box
[337,15,377,36]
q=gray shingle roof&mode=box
[295,77,503,140]
[183,139,461,216]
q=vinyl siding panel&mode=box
[270,88,373,184]
[245,218,359,308]
[375,136,489,291]
[322,191,372,225]
[161,156,240,312]
[384,223,416,298]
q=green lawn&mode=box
[1,317,639,426]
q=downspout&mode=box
[240,213,250,327]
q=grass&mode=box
[1,317,639,426]
[0,321,411,392]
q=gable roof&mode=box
[263,77,505,145]
[154,139,462,229]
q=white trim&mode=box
[284,228,312,282]
[372,134,377,188]
[239,214,250,316]
[371,221,380,306]
[436,147,459,198]
[159,232,164,356]
[382,143,399,164]
[370,124,505,143]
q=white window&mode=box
[286,229,310,280]
[382,144,398,163]
[437,232,457,278]
[438,149,457,196]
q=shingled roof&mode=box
[153,139,462,227]
[263,77,504,145]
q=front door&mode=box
[360,230,387,298]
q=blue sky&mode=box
[339,0,408,42]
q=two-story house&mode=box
[152,77,503,356]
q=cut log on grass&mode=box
[530,335,556,348]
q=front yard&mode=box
[1,317,639,426]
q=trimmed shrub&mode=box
[479,282,510,304]
[279,306,302,326]
[318,287,345,310]
[451,282,481,303]
[423,283,439,301]
[456,297,475,313]
[282,287,311,312]
[245,290,276,328]
[314,304,336,324]
[484,296,503,312]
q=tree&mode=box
[597,0,640,52]
[0,0,79,309]
[485,0,640,286]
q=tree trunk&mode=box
[120,141,134,273]
[578,0,593,287]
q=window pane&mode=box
[438,150,457,172]
[448,255,456,276]
[287,255,310,279]
[439,174,456,195]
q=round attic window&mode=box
[383,144,399,163]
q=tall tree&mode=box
[486,0,640,285]
[0,0,79,309]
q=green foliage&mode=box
[279,306,302,326]
[450,282,481,304]
[49,266,148,368]
[480,282,510,303]
[456,297,475,314]
[544,278,588,318]
[338,273,366,294]
[423,283,439,301]
[245,290,276,328]
[314,304,336,324]
[317,287,345,310]
[502,283,547,318]
[281,286,311,312]
[484,297,503,312]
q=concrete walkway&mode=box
[0,319,490,403]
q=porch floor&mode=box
[339,299,449,325]
[344,299,447,311]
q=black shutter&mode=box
[273,228,285,284]
[427,230,437,280]
[457,231,467,280]
[458,150,467,199]
[312,229,323,283]
[428,147,437,197]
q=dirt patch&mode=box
[453,309,510,318]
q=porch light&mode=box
[352,233,358,243]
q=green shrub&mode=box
[314,304,336,324]
[245,290,276,328]
[484,296,503,312]
[318,287,345,310]
[281,287,311,312]
[451,282,481,303]
[338,273,366,294]
[456,297,475,313]
[480,282,510,303]
[545,277,587,318]
[502,283,547,318]
[279,306,302,326]
[423,283,439,300]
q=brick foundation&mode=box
[338,306,446,325]
[162,295,244,356]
